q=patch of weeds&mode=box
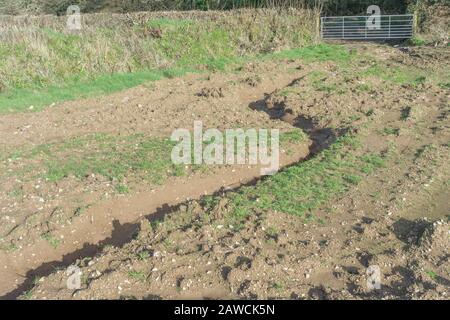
[365,108,375,117]
[363,64,427,86]
[308,70,328,81]
[115,184,129,194]
[3,133,180,187]
[401,106,412,120]
[347,115,361,123]
[152,20,235,71]
[360,154,386,174]
[2,242,18,253]
[172,165,186,177]
[271,282,284,290]
[356,83,371,92]
[382,127,400,136]
[271,44,352,63]
[41,232,60,249]
[415,144,437,158]
[74,205,91,217]
[308,70,338,93]
[278,88,298,97]
[32,276,41,286]
[266,226,278,238]
[0,69,190,114]
[280,129,307,144]
[147,18,193,29]
[128,270,146,282]
[370,191,381,199]
[162,68,189,79]
[81,273,90,287]
[202,195,219,212]
[7,187,23,199]
[438,82,450,89]
[137,251,150,260]
[162,238,173,250]
[412,76,426,86]
[103,244,114,250]
[22,290,33,300]
[343,174,362,185]
[425,270,437,280]
[407,37,427,46]
[316,83,338,93]
[150,218,163,231]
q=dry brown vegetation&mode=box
[0,9,319,91]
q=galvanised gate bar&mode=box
[321,14,414,40]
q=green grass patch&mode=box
[406,36,428,46]
[400,106,412,121]
[115,184,130,194]
[270,44,353,63]
[0,43,349,115]
[224,135,385,223]
[152,20,236,70]
[382,127,400,136]
[3,128,307,190]
[425,269,438,280]
[356,83,372,92]
[362,64,428,86]
[438,82,450,89]
[137,251,151,260]
[280,128,307,144]
[2,133,184,187]
[307,70,340,93]
[128,270,146,282]
[41,232,61,249]
[0,68,193,114]
[43,134,181,185]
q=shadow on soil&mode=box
[248,93,349,154]
[391,218,431,245]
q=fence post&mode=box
[413,13,418,36]
[320,17,323,39]
[388,15,391,39]
[342,17,345,39]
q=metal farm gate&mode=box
[321,14,414,40]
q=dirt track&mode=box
[0,43,449,299]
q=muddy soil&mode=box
[0,58,311,297]
[0,43,449,299]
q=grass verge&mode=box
[0,43,351,114]
[0,11,318,113]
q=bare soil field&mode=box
[0,42,449,300]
